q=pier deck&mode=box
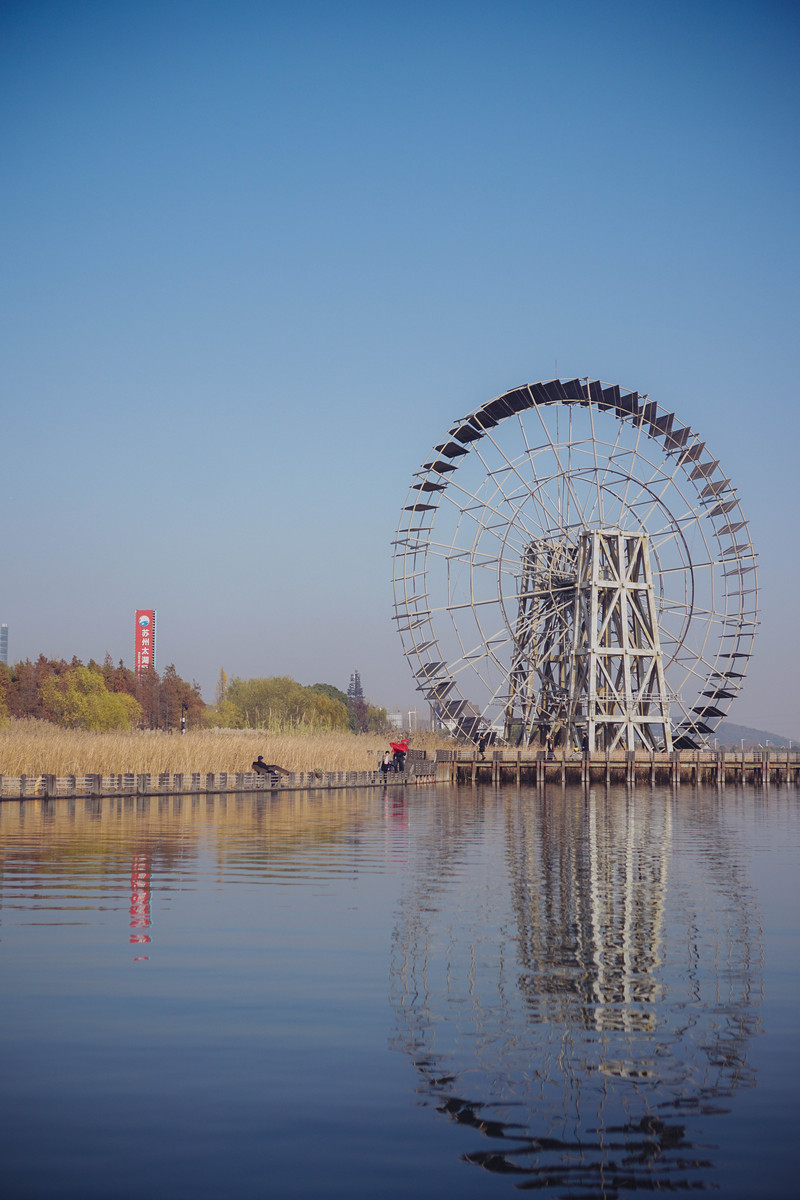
[434,747,800,788]
[0,748,797,800]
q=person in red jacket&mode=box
[390,740,408,772]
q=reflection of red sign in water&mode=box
[130,854,151,960]
[135,609,157,675]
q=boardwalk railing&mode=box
[1,749,796,800]
[0,759,437,801]
[433,748,800,787]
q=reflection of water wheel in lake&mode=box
[393,379,757,750]
[389,791,763,1194]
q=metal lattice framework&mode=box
[392,378,758,749]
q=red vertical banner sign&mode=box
[135,609,157,676]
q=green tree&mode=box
[40,666,142,731]
[365,705,389,733]
[306,689,350,728]
[204,696,245,729]
[310,682,359,732]
[225,676,350,730]
[311,682,349,707]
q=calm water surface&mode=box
[1,785,799,1198]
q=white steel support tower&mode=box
[503,531,671,751]
[566,530,672,752]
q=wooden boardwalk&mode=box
[0,766,435,802]
[1,749,796,801]
[434,748,800,787]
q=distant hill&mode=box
[715,721,797,749]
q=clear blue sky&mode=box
[2,0,798,735]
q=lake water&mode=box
[1,784,798,1199]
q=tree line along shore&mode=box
[0,656,437,776]
[0,656,391,737]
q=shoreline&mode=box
[2,746,799,800]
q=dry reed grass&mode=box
[0,719,453,776]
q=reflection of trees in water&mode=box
[0,791,394,961]
[0,790,385,882]
[390,787,763,1194]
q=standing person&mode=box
[390,739,408,772]
[581,731,590,755]
[477,733,487,761]
[546,733,555,761]
[380,750,392,777]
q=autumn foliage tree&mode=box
[0,662,11,726]
[1,654,204,732]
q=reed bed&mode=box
[0,720,452,777]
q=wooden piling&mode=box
[3,749,800,801]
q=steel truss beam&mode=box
[504,530,672,752]
[568,531,672,753]
[504,540,577,746]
